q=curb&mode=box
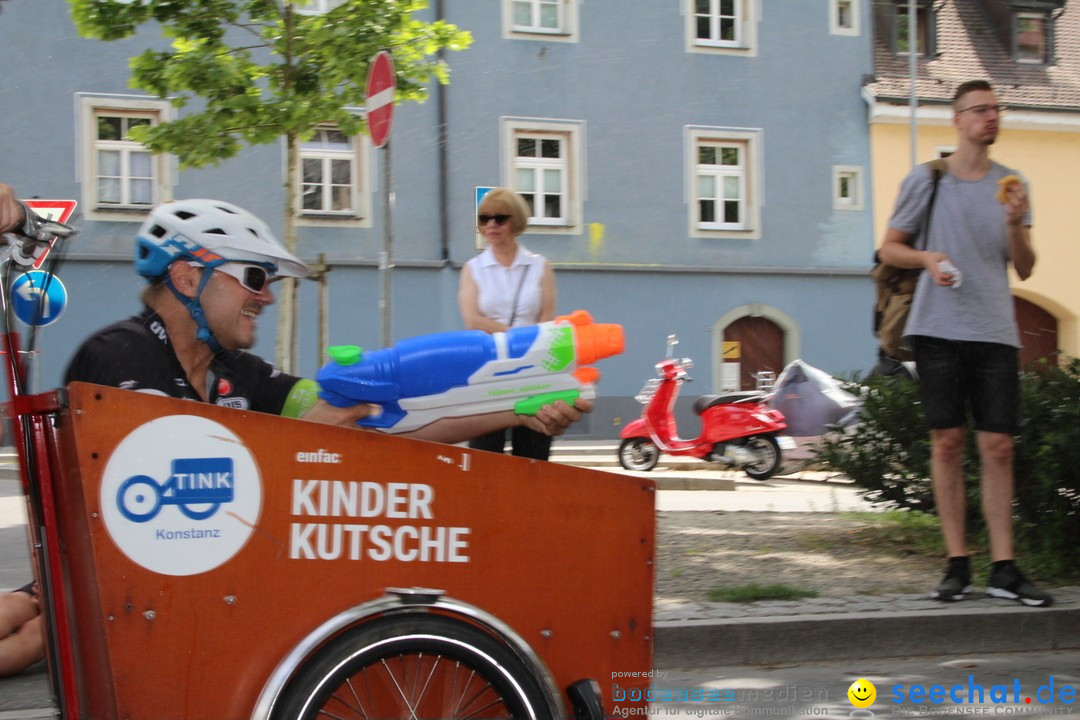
[653,600,1080,667]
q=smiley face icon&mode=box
[848,678,876,708]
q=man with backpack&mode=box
[878,80,1047,606]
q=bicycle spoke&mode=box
[457,672,505,720]
[412,653,441,714]
[447,664,509,720]
[308,646,522,719]
[317,675,370,720]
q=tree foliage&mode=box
[68,0,472,370]
[68,0,472,168]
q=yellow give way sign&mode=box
[723,341,741,360]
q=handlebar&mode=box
[2,203,78,267]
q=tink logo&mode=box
[101,416,262,577]
[118,457,235,522]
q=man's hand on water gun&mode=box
[520,397,594,437]
[302,399,383,428]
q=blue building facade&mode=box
[0,0,876,437]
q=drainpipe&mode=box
[436,0,450,263]
[908,0,918,168]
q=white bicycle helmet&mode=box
[135,199,309,279]
[134,199,308,353]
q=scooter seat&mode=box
[693,391,766,415]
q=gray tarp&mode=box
[767,359,861,436]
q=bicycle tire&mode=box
[273,613,559,720]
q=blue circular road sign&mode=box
[11,271,68,327]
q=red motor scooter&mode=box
[617,335,793,480]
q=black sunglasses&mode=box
[478,214,511,226]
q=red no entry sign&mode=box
[365,50,396,149]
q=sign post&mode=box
[366,50,396,347]
[15,199,77,391]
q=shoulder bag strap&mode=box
[507,259,533,327]
[916,158,947,251]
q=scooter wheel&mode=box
[742,434,782,481]
[618,437,660,472]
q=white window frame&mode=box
[291,0,344,15]
[832,165,864,211]
[829,0,860,36]
[686,126,762,239]
[295,123,372,228]
[77,94,173,222]
[500,117,585,236]
[1014,11,1048,64]
[503,0,579,43]
[685,0,758,57]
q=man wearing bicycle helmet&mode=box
[64,198,587,441]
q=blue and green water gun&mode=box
[317,310,624,433]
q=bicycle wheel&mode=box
[274,614,559,720]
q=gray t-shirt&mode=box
[887,161,1030,348]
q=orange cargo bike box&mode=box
[26,383,656,719]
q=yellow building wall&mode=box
[871,122,1080,357]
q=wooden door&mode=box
[723,316,784,390]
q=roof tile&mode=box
[867,0,1080,110]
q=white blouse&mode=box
[466,244,548,328]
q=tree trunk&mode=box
[277,131,299,374]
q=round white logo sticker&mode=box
[100,415,262,576]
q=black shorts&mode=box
[911,336,1020,435]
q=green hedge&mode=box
[817,359,1080,579]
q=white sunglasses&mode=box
[189,262,276,293]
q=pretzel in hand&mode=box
[996,174,1021,204]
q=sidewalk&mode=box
[550,440,1080,667]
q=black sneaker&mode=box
[931,557,971,602]
[987,563,1054,607]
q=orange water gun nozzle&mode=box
[556,310,625,366]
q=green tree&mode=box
[69,0,471,372]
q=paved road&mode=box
[6,647,1079,719]
[644,649,1080,718]
[1,472,32,592]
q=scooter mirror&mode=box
[666,335,679,359]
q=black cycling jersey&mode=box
[64,307,301,415]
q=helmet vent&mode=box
[206,228,227,235]
[149,224,167,239]
[174,211,195,220]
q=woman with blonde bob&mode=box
[458,187,557,459]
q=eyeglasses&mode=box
[956,104,1007,117]
[194,263,275,293]
[477,214,511,226]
